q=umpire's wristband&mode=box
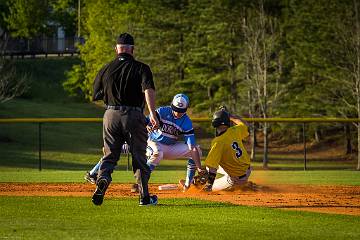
[207,172,216,185]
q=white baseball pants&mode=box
[211,166,252,191]
[146,140,202,165]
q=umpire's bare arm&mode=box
[145,88,159,129]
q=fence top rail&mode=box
[0,118,102,123]
[0,117,360,123]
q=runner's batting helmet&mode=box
[212,110,230,128]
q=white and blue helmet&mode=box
[171,93,190,113]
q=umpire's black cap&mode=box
[116,33,134,45]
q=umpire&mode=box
[92,33,159,206]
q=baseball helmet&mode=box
[171,94,190,113]
[212,110,230,128]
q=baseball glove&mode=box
[193,169,209,186]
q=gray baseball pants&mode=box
[97,108,151,200]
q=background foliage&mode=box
[2,0,359,119]
[60,0,359,120]
[1,0,360,168]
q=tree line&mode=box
[1,0,360,169]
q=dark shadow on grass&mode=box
[0,157,94,170]
[0,151,188,171]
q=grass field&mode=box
[1,197,359,240]
[0,168,359,186]
[0,168,359,239]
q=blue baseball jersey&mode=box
[147,106,196,146]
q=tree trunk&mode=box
[179,33,185,81]
[355,0,360,170]
[263,122,269,168]
[251,123,257,161]
[314,128,320,143]
[261,0,269,169]
[230,52,237,112]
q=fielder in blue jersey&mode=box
[85,94,204,191]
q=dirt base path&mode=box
[0,183,359,216]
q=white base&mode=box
[158,184,179,190]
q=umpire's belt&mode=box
[106,105,143,112]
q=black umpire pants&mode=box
[98,108,151,199]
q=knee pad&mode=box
[146,145,163,166]
[146,146,154,161]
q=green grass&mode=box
[0,197,358,240]
[0,58,104,170]
[0,168,358,186]
[253,170,360,185]
[14,58,81,102]
[0,169,186,184]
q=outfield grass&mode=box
[0,58,103,170]
[0,168,359,186]
[0,197,358,240]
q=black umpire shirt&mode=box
[92,53,155,108]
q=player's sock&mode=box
[89,159,101,176]
[185,159,196,187]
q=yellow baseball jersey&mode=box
[205,123,250,176]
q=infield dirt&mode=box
[0,182,359,216]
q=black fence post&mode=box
[127,152,130,171]
[38,123,42,171]
[303,122,307,171]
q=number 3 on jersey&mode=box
[231,141,242,158]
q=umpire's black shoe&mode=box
[139,195,158,206]
[92,178,109,206]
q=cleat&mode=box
[139,195,158,206]
[84,172,97,184]
[131,183,139,193]
[92,178,109,206]
[178,179,189,192]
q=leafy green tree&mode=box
[183,0,249,114]
[279,0,340,117]
[50,0,78,36]
[0,0,10,53]
[137,0,191,105]
[64,0,143,100]
[273,0,342,146]
[321,0,360,170]
[4,0,78,38]
[5,0,49,38]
